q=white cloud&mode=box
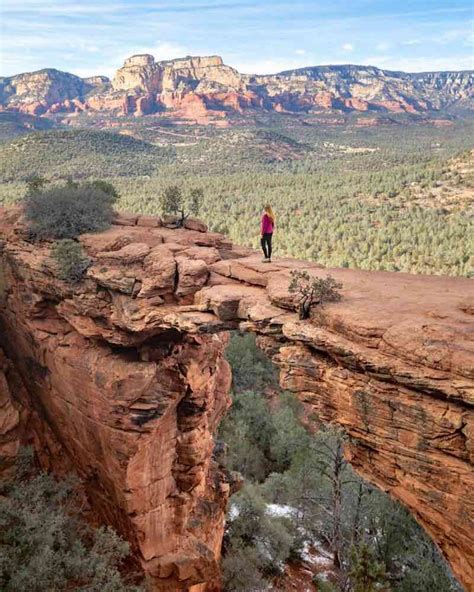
[295,49,306,55]
[375,42,391,51]
[342,43,354,52]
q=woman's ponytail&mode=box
[264,204,275,222]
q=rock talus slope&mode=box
[0,208,473,590]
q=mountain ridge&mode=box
[1,53,472,123]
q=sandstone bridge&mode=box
[0,209,473,591]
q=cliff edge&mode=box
[0,208,472,590]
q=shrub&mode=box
[0,449,143,592]
[221,544,267,592]
[289,270,343,319]
[23,181,115,240]
[225,485,296,578]
[25,175,49,193]
[349,544,387,592]
[51,239,91,282]
[225,332,278,392]
[87,179,120,204]
[159,185,203,226]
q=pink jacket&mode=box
[261,213,274,235]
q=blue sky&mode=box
[1,0,473,77]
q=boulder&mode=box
[87,265,137,294]
[184,217,207,233]
[113,212,138,226]
[162,215,180,228]
[140,247,177,297]
[176,257,208,296]
[137,215,162,228]
[96,242,151,263]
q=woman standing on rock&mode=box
[260,204,275,263]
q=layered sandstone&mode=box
[1,56,472,122]
[0,208,472,590]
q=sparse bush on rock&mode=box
[51,239,90,282]
[289,270,343,319]
[23,180,116,240]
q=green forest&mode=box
[220,333,462,592]
[0,116,472,276]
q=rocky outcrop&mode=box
[1,56,472,122]
[0,69,99,115]
[0,208,472,590]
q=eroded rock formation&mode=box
[0,208,472,590]
[1,55,472,123]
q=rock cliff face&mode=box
[0,347,24,477]
[0,69,99,115]
[0,208,473,590]
[1,54,472,122]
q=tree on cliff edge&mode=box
[159,185,203,226]
[289,270,343,319]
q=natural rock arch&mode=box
[0,209,472,591]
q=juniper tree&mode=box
[289,270,343,319]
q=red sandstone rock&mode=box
[182,246,220,265]
[96,242,151,263]
[137,215,162,228]
[0,211,473,590]
[162,215,180,227]
[313,91,335,109]
[184,218,207,233]
[176,257,209,296]
[343,97,369,111]
[0,349,24,477]
[114,211,138,226]
[139,247,177,297]
[135,94,155,116]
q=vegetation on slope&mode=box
[0,129,174,181]
[0,119,472,276]
[220,333,462,592]
[0,449,143,592]
[0,112,58,139]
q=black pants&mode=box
[261,233,273,259]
